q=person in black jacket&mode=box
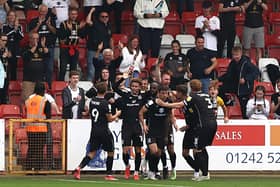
[62,70,85,119]
[218,46,259,119]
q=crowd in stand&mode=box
[0,0,279,120]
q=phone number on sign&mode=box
[225,152,280,164]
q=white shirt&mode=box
[246,98,270,120]
[43,0,70,28]
[83,0,103,7]
[119,47,145,73]
[134,0,169,29]
[69,86,80,119]
[195,15,220,51]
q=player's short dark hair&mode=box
[190,79,202,92]
[176,84,188,96]
[255,85,266,94]
[34,82,45,96]
[130,78,142,87]
[69,70,80,78]
[95,81,107,94]
[158,85,169,92]
[161,71,171,78]
[195,35,204,42]
[232,46,242,53]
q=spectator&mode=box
[141,78,149,93]
[57,7,86,81]
[119,35,145,87]
[218,0,243,58]
[177,0,194,18]
[103,0,124,33]
[246,85,270,120]
[25,82,51,170]
[29,4,56,87]
[0,0,10,26]
[85,8,113,81]
[134,0,169,58]
[62,70,85,119]
[24,0,42,12]
[21,32,49,102]
[164,40,188,90]
[0,33,10,104]
[270,78,280,119]
[218,46,259,119]
[195,0,220,56]
[186,35,217,94]
[242,0,268,63]
[208,80,229,123]
[2,10,24,81]
[43,0,79,28]
[94,45,123,83]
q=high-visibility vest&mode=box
[25,95,47,132]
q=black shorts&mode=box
[146,134,168,150]
[122,123,143,147]
[182,129,197,149]
[89,128,114,152]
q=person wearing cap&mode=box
[195,0,220,56]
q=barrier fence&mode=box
[7,119,66,174]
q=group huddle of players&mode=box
[73,73,217,182]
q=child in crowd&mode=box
[208,80,229,123]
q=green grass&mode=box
[0,175,280,187]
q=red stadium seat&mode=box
[121,11,135,36]
[215,58,231,77]
[112,34,128,47]
[8,81,22,106]
[15,128,27,144]
[164,11,183,37]
[78,47,87,76]
[254,81,275,97]
[269,12,280,34]
[265,34,280,60]
[51,81,68,107]
[26,10,39,24]
[0,104,22,135]
[228,105,242,119]
[181,11,201,35]
[146,58,164,71]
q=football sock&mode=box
[145,149,150,161]
[149,154,156,172]
[184,155,198,171]
[123,153,130,166]
[201,149,209,176]
[161,151,167,168]
[135,152,141,172]
[79,155,91,169]
[106,156,114,175]
[169,152,176,169]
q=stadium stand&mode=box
[254,80,275,97]
[175,34,195,54]
[215,58,231,77]
[51,81,68,107]
[164,11,182,37]
[181,11,200,35]
[258,58,279,82]
[8,81,22,106]
[159,34,174,58]
[120,10,135,36]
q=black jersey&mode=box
[183,93,216,130]
[145,99,171,137]
[89,97,111,129]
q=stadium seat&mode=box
[0,104,22,135]
[19,34,29,48]
[8,81,22,106]
[15,128,27,144]
[121,10,135,36]
[258,58,279,82]
[159,34,174,58]
[269,12,280,34]
[26,10,39,25]
[112,34,128,47]
[215,58,231,77]
[235,13,245,38]
[175,34,195,54]
[265,34,280,60]
[254,81,275,97]
[181,11,201,35]
[227,104,242,119]
[164,11,183,37]
[51,81,68,107]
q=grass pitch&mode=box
[0,175,280,187]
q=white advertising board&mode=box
[67,119,280,171]
[0,119,4,171]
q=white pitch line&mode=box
[57,179,192,187]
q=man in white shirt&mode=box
[42,0,79,28]
[134,0,169,58]
[195,0,220,56]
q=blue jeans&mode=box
[200,78,211,94]
[125,71,140,88]
[87,50,103,81]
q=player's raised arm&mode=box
[106,109,121,122]
[156,98,184,109]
